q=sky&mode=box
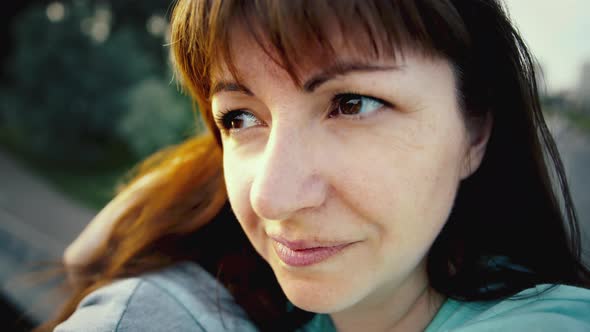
[502,0,590,93]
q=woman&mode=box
[42,0,590,331]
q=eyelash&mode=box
[214,92,392,134]
[330,92,391,120]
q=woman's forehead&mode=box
[210,21,409,90]
[196,0,472,98]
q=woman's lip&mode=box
[268,235,351,250]
[271,240,355,267]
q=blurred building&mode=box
[576,61,590,112]
[534,60,547,96]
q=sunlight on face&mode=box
[211,29,484,315]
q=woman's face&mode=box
[211,31,490,314]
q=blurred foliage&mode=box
[0,0,197,167]
[119,78,201,159]
[0,0,199,208]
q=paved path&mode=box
[547,114,590,259]
[0,150,96,322]
[0,152,96,253]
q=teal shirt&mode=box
[302,284,590,331]
[57,262,590,332]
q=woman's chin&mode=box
[274,270,363,314]
[264,242,373,313]
[284,286,350,313]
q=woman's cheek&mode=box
[223,153,268,254]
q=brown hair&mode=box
[39,0,589,331]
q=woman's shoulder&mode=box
[427,284,590,332]
[54,261,258,332]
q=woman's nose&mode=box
[250,125,328,221]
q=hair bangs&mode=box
[170,0,471,141]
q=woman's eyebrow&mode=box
[210,81,254,97]
[303,62,402,92]
[210,62,401,97]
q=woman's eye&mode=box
[329,94,386,119]
[219,110,263,131]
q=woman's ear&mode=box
[460,112,493,180]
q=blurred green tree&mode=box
[0,0,197,167]
[119,77,198,159]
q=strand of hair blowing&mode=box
[35,134,227,332]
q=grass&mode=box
[36,166,131,210]
[564,111,590,133]
[0,129,138,210]
[543,103,590,134]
